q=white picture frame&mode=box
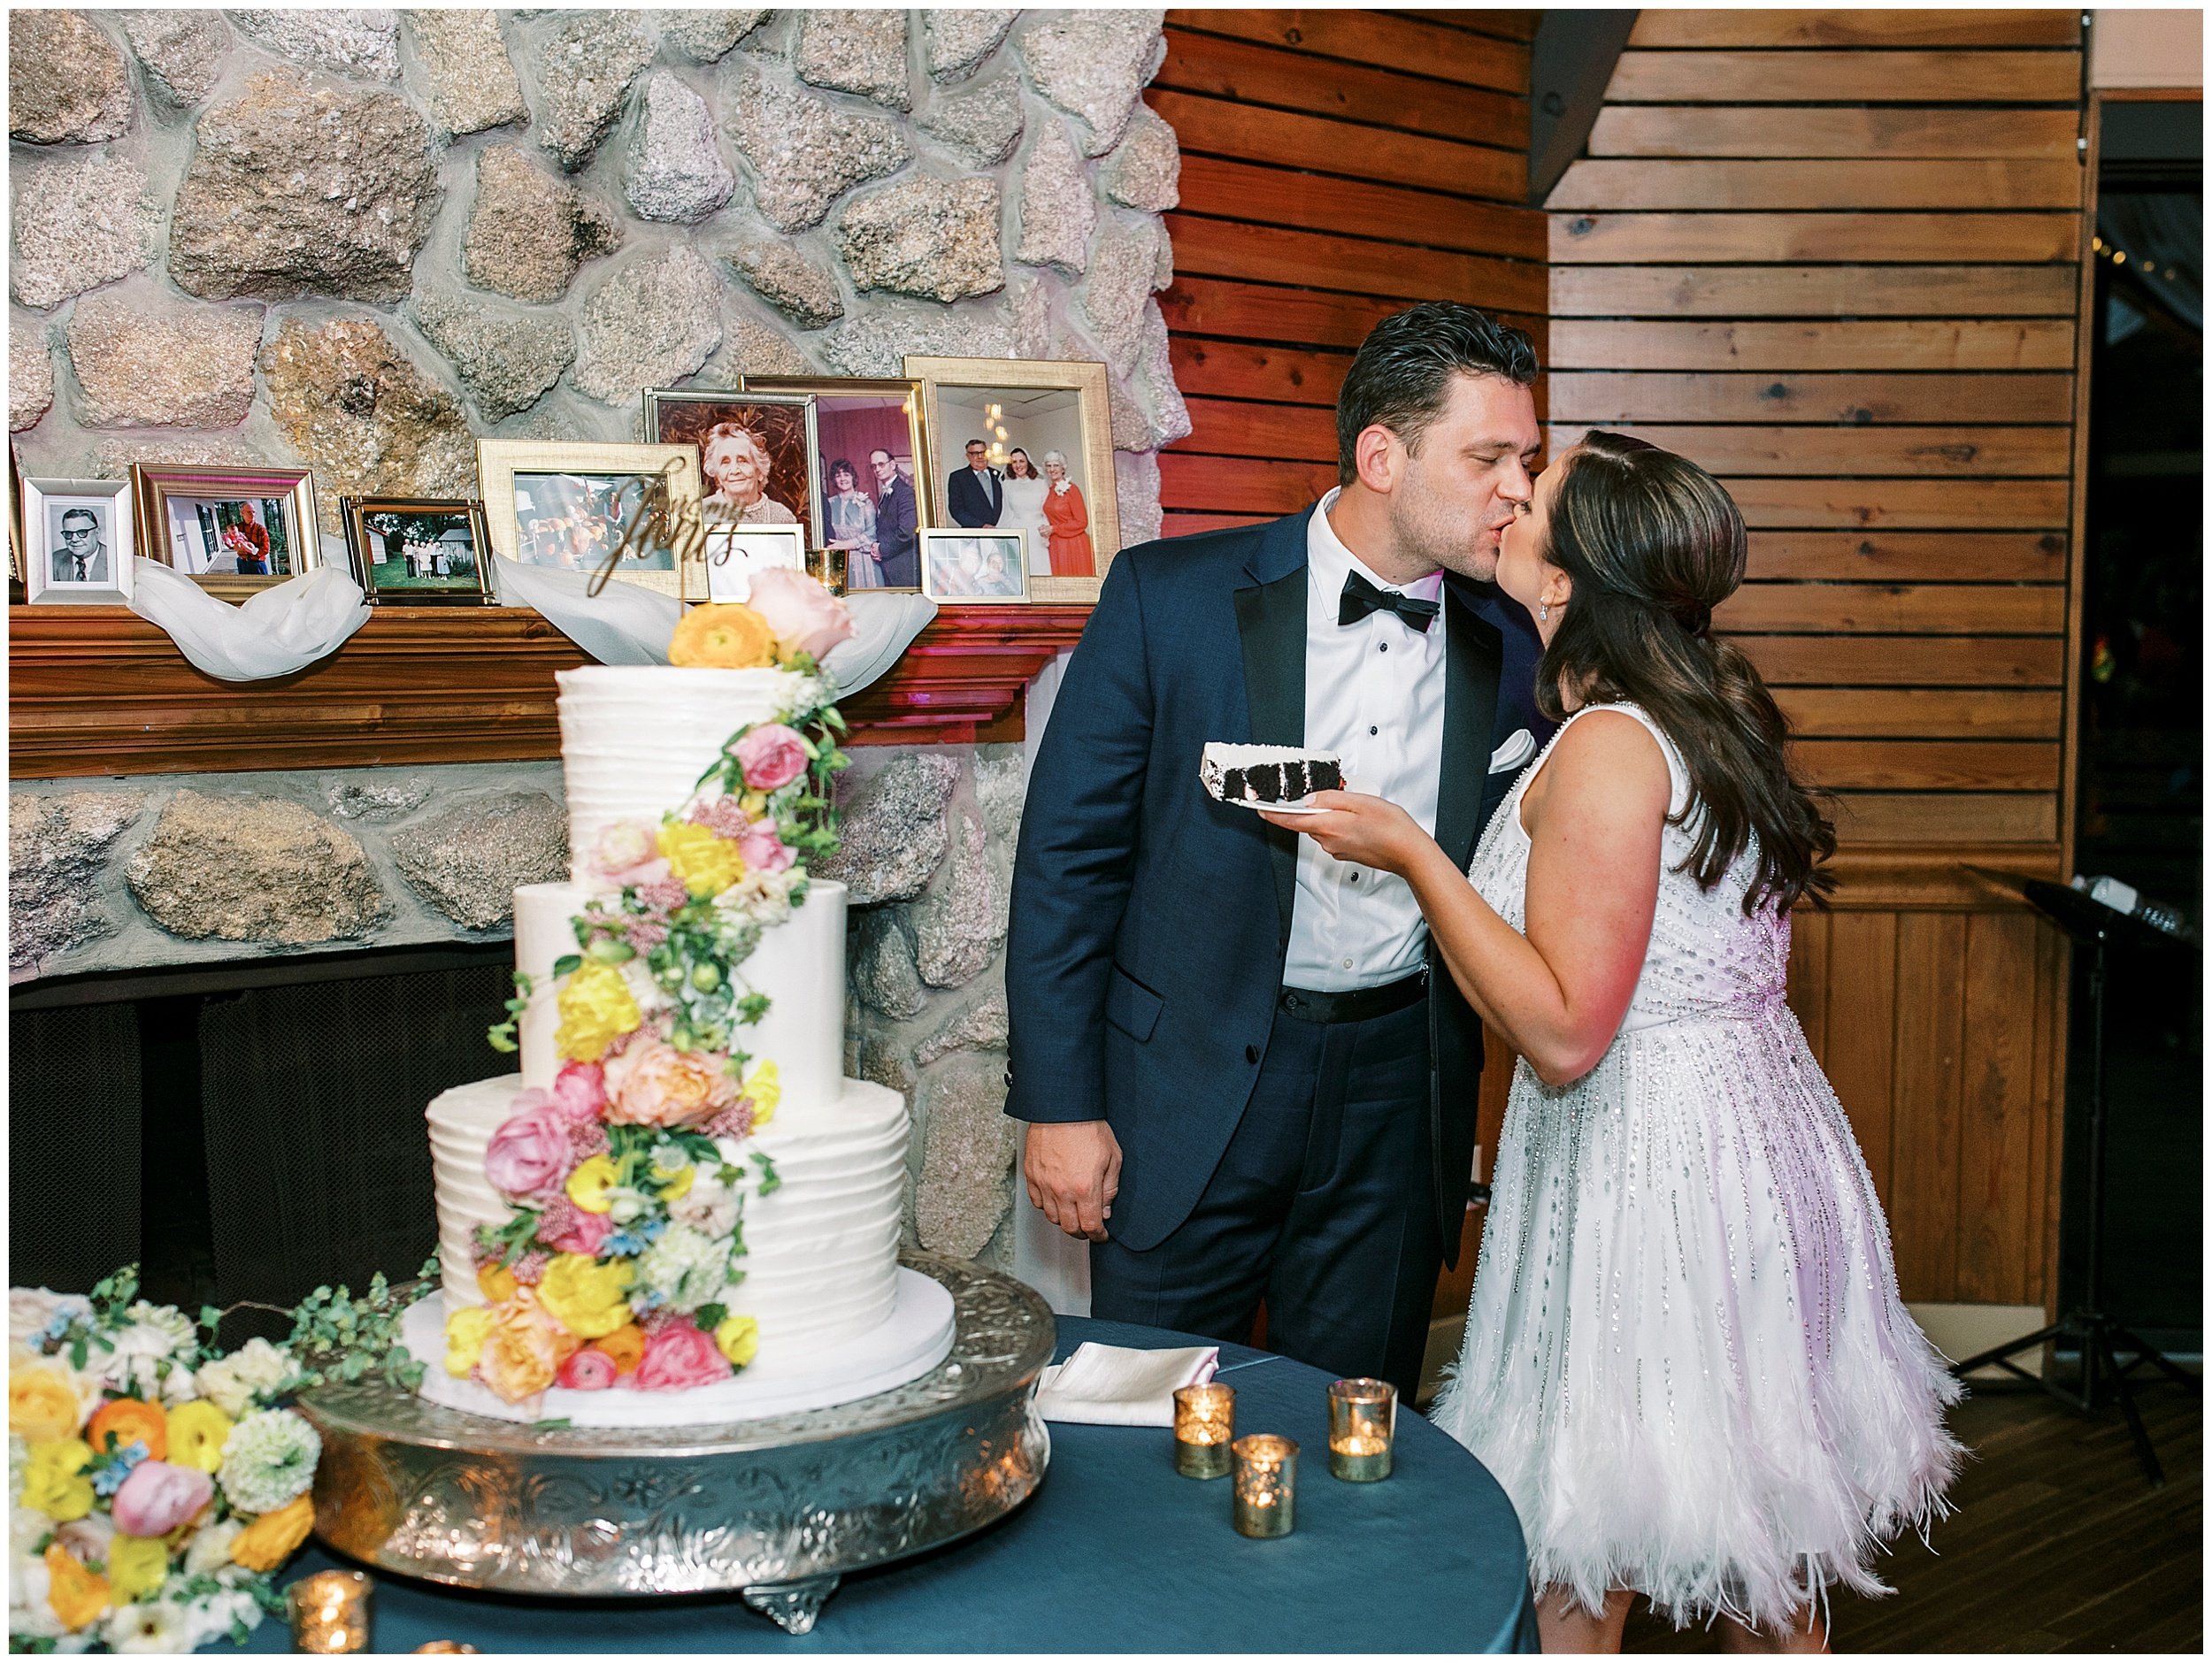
[920,528,1031,603]
[703,525,807,603]
[22,477,134,605]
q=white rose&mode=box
[103,1598,192,1654]
[8,1552,63,1639]
[183,1518,244,1578]
[7,1289,88,1348]
[670,1176,740,1238]
[120,1302,195,1357]
[12,1504,50,1559]
[50,1514,113,1567]
[180,1588,263,1650]
[193,1356,251,1419]
[227,1337,296,1401]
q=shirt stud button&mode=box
[1369,725,1379,736]
[1379,641,1388,653]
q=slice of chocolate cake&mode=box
[1201,743,1345,805]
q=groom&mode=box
[1006,303,1548,1395]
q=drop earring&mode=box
[1539,601,1550,623]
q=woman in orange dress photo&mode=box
[1041,450,1093,577]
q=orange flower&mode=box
[670,604,776,670]
[87,1397,167,1461]
[229,1493,315,1573]
[477,1262,518,1304]
[476,1291,580,1404]
[596,1323,646,1376]
[42,1541,110,1631]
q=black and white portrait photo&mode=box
[21,476,134,605]
[46,501,109,585]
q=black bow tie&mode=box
[1339,571,1440,633]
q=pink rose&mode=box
[745,568,855,664]
[588,822,670,887]
[634,1319,731,1392]
[550,1062,605,1121]
[737,822,794,876]
[111,1460,213,1538]
[545,1207,611,1257]
[557,1348,618,1391]
[734,724,809,793]
[484,1102,572,1199]
[602,1036,739,1130]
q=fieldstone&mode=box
[851,909,926,1020]
[126,791,390,946]
[701,314,814,383]
[973,746,1026,843]
[123,11,232,107]
[838,177,1002,303]
[533,10,657,171]
[850,1023,917,1094]
[915,808,996,988]
[167,70,439,303]
[1129,299,1191,449]
[64,288,263,430]
[1115,448,1164,548]
[463,145,620,304]
[11,154,156,311]
[411,288,572,421]
[794,10,910,111]
[725,241,843,330]
[818,305,1014,379]
[926,9,1017,83]
[1009,275,1051,358]
[259,316,476,523]
[915,989,1008,1067]
[1105,103,1180,211]
[1017,120,1094,274]
[1022,9,1164,156]
[88,433,259,479]
[392,791,568,930]
[919,79,1023,169]
[231,9,399,80]
[1079,217,1164,376]
[10,11,134,143]
[11,316,54,433]
[816,752,960,904]
[325,777,431,821]
[403,9,526,136]
[624,71,735,224]
[728,73,910,234]
[571,248,724,407]
[9,792,146,974]
[653,9,767,62]
[913,1056,1018,1260]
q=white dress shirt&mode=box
[1285,489,1448,992]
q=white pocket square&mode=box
[1489,729,1536,774]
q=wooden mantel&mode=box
[7,604,1093,778]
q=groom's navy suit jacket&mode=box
[1005,507,1549,1268]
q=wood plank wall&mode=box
[1147,9,1547,536]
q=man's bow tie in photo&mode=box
[1339,570,1440,633]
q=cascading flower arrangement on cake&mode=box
[451,571,855,1408]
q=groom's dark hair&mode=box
[1335,303,1538,486]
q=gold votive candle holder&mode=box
[1172,1382,1236,1478]
[1231,1433,1298,1537]
[288,1569,373,1654]
[1327,1376,1397,1482]
[805,545,849,596]
[412,1645,480,1655]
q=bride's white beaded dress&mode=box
[1431,701,1962,1629]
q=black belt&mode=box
[1278,970,1428,1025]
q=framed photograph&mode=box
[9,443,24,599]
[342,496,494,605]
[741,374,932,593]
[905,356,1120,604]
[22,476,134,605]
[132,464,318,598]
[643,388,818,543]
[476,441,705,600]
[921,528,1031,604]
[703,524,807,603]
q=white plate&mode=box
[1218,796,1328,816]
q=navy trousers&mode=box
[1089,997,1442,1399]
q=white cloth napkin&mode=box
[1033,1342,1220,1426]
[127,556,371,682]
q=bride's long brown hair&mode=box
[1538,431,1835,913]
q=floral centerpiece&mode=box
[456,571,855,1408]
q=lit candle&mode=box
[288,1569,373,1654]
[1172,1382,1236,1479]
[1231,1434,1298,1538]
[1327,1376,1397,1483]
[412,1645,480,1655]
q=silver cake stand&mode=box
[296,1253,1056,1635]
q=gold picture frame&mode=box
[341,495,495,606]
[903,356,1120,604]
[131,462,319,598]
[476,440,705,600]
[739,374,933,592]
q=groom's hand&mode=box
[1024,1120,1123,1242]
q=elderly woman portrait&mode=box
[701,423,800,527]
[1041,449,1094,577]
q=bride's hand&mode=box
[1258,790,1428,875]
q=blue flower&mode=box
[600,1230,647,1258]
[91,1440,149,1495]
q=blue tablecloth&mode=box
[234,1316,1537,1652]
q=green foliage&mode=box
[282,1261,436,1393]
[487,969,535,1053]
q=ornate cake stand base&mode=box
[296,1253,1054,1635]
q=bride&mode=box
[1264,432,1960,1652]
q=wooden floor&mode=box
[1618,1375,2203,1654]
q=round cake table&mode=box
[230,1316,1537,1653]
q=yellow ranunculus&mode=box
[744,1060,781,1129]
[165,1400,235,1475]
[565,1153,620,1215]
[554,960,642,1064]
[43,1541,109,1630]
[713,1314,759,1369]
[20,1438,95,1521]
[444,1307,494,1378]
[228,1494,314,1573]
[105,1534,170,1602]
[477,1262,518,1304]
[535,1254,634,1341]
[9,1363,86,1444]
[669,603,776,670]
[657,821,747,900]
